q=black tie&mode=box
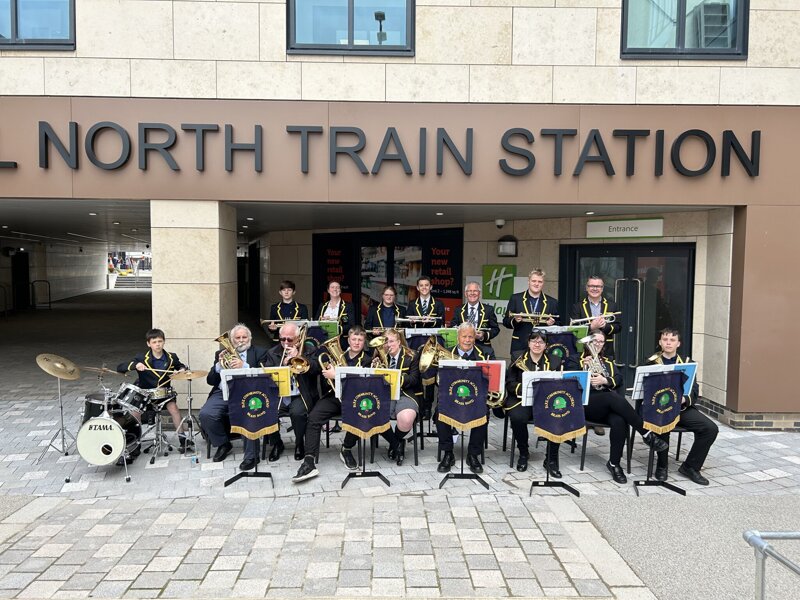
[469,306,477,324]
[422,300,428,313]
[390,356,397,369]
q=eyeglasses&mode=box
[587,285,604,289]
[279,337,295,342]
[530,339,546,345]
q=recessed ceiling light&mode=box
[130,228,138,233]
[88,212,97,216]
[242,225,248,229]
[1,225,8,229]
[238,231,244,235]
[246,217,254,221]
[112,221,120,225]
[435,212,444,216]
[585,211,595,216]
[394,222,401,226]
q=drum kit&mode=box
[35,353,207,483]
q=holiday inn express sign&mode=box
[0,97,788,205]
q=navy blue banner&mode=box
[437,366,489,430]
[228,375,281,440]
[546,333,578,363]
[641,371,685,434]
[532,378,586,443]
[341,375,391,439]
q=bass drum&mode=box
[79,393,142,465]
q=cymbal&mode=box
[80,366,126,377]
[36,354,80,381]
[169,370,207,381]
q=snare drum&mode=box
[115,383,149,412]
[146,386,177,404]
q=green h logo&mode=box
[482,265,516,300]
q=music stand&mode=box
[522,371,588,498]
[631,368,686,497]
[439,429,489,490]
[342,437,390,489]
[224,448,273,488]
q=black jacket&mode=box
[117,350,185,389]
[364,303,407,332]
[569,296,620,341]
[387,347,422,402]
[206,346,271,393]
[502,290,560,353]
[450,302,500,345]
[505,351,563,409]
[265,342,321,412]
[315,300,356,338]
[407,296,446,328]
[566,353,622,393]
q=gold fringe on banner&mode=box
[534,425,586,444]
[438,413,487,431]
[230,424,279,440]
[643,415,680,435]
[341,422,391,440]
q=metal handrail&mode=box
[743,530,800,600]
[30,279,52,310]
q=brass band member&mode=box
[450,281,500,348]
[199,324,269,466]
[408,275,446,421]
[437,322,496,475]
[647,328,717,485]
[503,269,559,354]
[117,328,189,463]
[264,280,309,341]
[569,275,620,357]
[504,329,562,475]
[293,326,372,483]
[567,331,669,484]
[316,280,356,342]
[364,285,407,336]
[263,322,320,464]
[381,328,422,465]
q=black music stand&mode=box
[224,437,273,488]
[439,430,489,490]
[342,437,390,489]
[530,442,580,498]
[633,444,685,496]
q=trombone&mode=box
[280,324,312,375]
[569,312,622,326]
[507,312,559,324]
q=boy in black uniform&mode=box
[407,275,446,420]
[264,280,309,341]
[117,328,190,460]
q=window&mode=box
[0,0,74,49]
[622,0,748,59]
[288,0,414,55]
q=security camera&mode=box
[79,246,83,253]
[495,219,506,229]
[145,244,150,249]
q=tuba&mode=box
[418,335,451,372]
[318,336,346,390]
[214,332,240,369]
[579,334,608,390]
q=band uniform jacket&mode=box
[315,300,356,338]
[265,301,310,340]
[364,303,407,332]
[266,342,321,413]
[117,351,186,389]
[647,353,699,410]
[502,291,560,353]
[205,346,270,394]
[450,302,500,346]
[566,353,622,393]
[321,348,372,401]
[569,296,620,341]
[504,351,563,410]
[390,347,423,404]
[407,296,446,328]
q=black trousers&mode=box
[508,405,561,462]
[657,406,718,470]
[305,394,359,459]
[437,421,487,455]
[584,390,645,466]
[244,396,307,460]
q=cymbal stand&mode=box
[37,376,76,464]
[177,378,201,460]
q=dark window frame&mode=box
[0,0,75,50]
[287,0,415,56]
[621,0,748,60]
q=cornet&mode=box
[569,312,622,326]
[508,312,558,324]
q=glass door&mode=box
[561,244,695,387]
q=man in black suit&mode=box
[199,324,270,468]
[503,268,559,355]
[437,322,496,474]
[450,281,500,348]
[569,275,620,357]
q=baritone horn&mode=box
[214,332,239,369]
[318,336,346,390]
[418,335,451,372]
[369,336,389,368]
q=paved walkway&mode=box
[0,291,798,599]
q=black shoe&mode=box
[593,426,606,436]
[239,458,258,471]
[606,461,627,484]
[655,466,668,482]
[543,459,562,479]
[422,408,432,421]
[643,433,670,453]
[396,440,405,466]
[516,454,528,472]
[678,464,709,485]
[212,442,233,463]
[340,447,358,471]
[292,458,319,483]
[387,443,398,461]
[178,434,194,454]
[294,444,305,461]
[437,451,455,473]
[467,454,483,474]
[268,440,284,462]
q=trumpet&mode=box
[569,312,622,326]
[318,336,346,390]
[396,316,440,324]
[214,332,240,369]
[369,336,389,368]
[508,312,559,324]
[280,324,312,375]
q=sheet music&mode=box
[220,367,291,401]
[631,363,697,400]
[521,371,590,406]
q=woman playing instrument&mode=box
[364,285,407,337]
[504,329,562,475]
[316,280,356,342]
[567,330,669,484]
[379,328,421,466]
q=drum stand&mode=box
[37,377,76,465]
[176,379,200,459]
[439,430,489,490]
[141,400,173,464]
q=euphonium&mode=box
[418,335,451,372]
[318,336,346,390]
[369,336,389,368]
[579,334,608,390]
[214,332,239,369]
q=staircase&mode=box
[114,276,152,289]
